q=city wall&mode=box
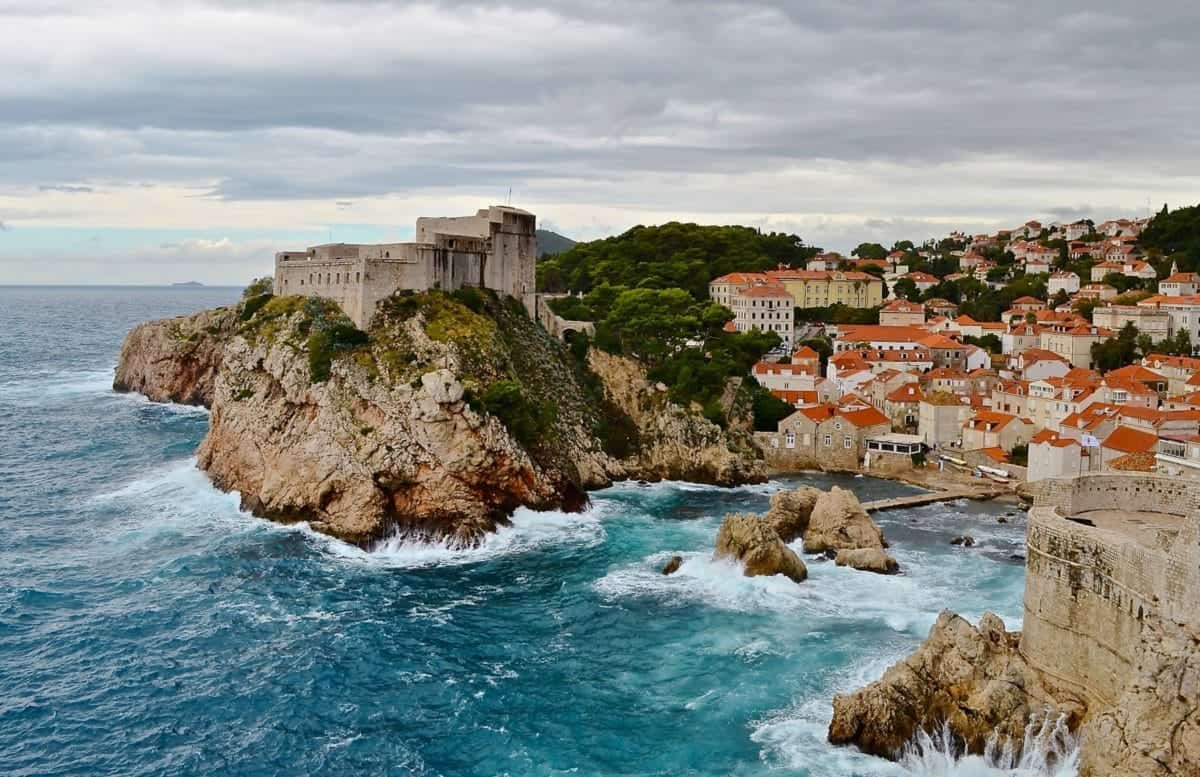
[1022,473,1200,709]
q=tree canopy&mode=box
[536,222,819,300]
[1141,204,1200,273]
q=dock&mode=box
[861,486,1008,513]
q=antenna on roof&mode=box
[507,186,512,206]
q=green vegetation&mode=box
[537,222,819,300]
[1009,444,1028,467]
[1142,203,1200,272]
[794,304,881,325]
[239,276,275,320]
[746,378,795,432]
[962,333,1002,354]
[1091,322,1193,371]
[851,242,887,259]
[243,277,273,299]
[472,379,558,450]
[302,298,369,383]
[535,229,577,259]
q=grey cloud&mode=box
[38,184,94,193]
[0,0,1198,254]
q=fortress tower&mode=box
[272,205,536,329]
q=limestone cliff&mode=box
[112,306,239,406]
[829,473,1200,775]
[114,290,766,546]
[586,348,766,486]
[828,611,1082,758]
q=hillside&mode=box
[537,222,819,300]
[1141,203,1200,272]
[114,287,766,546]
[536,229,576,259]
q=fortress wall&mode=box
[1022,473,1200,709]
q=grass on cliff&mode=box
[240,294,369,383]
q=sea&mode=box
[0,286,1078,776]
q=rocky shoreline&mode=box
[113,290,766,547]
[827,473,1200,776]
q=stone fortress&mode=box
[830,471,1199,775]
[273,205,537,329]
[1026,476,1193,687]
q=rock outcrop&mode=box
[713,513,807,583]
[834,548,898,574]
[828,611,1083,758]
[802,486,899,572]
[112,306,239,406]
[586,349,766,487]
[830,474,1200,775]
[764,486,822,543]
[114,290,768,547]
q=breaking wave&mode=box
[899,717,1079,776]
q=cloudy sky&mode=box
[2,1,1198,284]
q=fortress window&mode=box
[326,273,331,283]
[336,273,340,284]
[356,272,360,283]
[385,251,389,258]
[300,279,304,286]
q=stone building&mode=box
[759,401,890,470]
[273,205,537,329]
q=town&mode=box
[709,210,1200,483]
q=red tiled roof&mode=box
[1102,425,1158,454]
[887,383,924,402]
[840,406,891,428]
[741,284,793,299]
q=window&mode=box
[844,436,852,449]
[785,431,795,449]
[356,272,360,283]
[336,273,340,284]
[823,434,832,447]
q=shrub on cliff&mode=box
[302,298,368,383]
[239,277,275,321]
[473,379,558,450]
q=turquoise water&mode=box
[0,287,1068,776]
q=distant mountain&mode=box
[171,281,205,287]
[536,229,576,259]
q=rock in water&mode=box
[835,548,899,575]
[804,486,899,571]
[661,555,683,575]
[764,486,822,543]
[713,513,807,583]
[950,535,975,547]
[828,611,1083,758]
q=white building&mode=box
[1047,271,1080,296]
[730,284,795,346]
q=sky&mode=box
[1,1,1198,285]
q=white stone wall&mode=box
[1023,474,1200,708]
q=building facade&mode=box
[273,205,537,328]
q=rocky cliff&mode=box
[829,611,1082,758]
[586,349,766,486]
[112,306,239,406]
[114,290,765,546]
[829,473,1200,775]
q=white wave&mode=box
[899,717,1079,777]
[0,368,115,404]
[316,506,607,569]
[593,551,821,613]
